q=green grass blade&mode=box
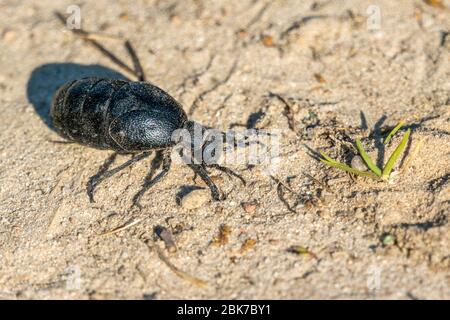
[382,128,411,179]
[384,121,405,145]
[320,159,379,179]
[319,151,336,163]
[355,140,382,176]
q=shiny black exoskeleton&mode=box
[51,78,187,152]
[49,16,244,208]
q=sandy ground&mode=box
[0,0,449,299]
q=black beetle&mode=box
[50,12,245,208]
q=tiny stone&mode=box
[180,189,210,210]
[351,155,368,171]
[2,29,16,42]
[154,225,177,253]
[241,201,258,213]
[118,12,129,21]
[237,29,249,40]
[170,15,181,25]
[262,35,274,47]
[382,234,396,246]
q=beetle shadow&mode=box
[26,63,128,130]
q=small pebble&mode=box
[2,29,16,42]
[314,73,326,83]
[241,201,258,213]
[351,155,368,171]
[170,15,181,25]
[262,35,274,47]
[237,29,249,40]
[424,0,445,9]
[180,189,209,210]
[118,12,129,21]
[382,233,396,246]
[154,225,177,253]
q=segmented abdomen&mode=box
[51,77,128,150]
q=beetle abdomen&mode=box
[50,77,187,152]
[51,77,126,149]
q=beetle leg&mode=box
[86,152,118,202]
[124,40,146,82]
[87,151,151,202]
[206,164,246,186]
[146,150,165,181]
[54,11,144,81]
[187,164,225,201]
[131,150,172,209]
